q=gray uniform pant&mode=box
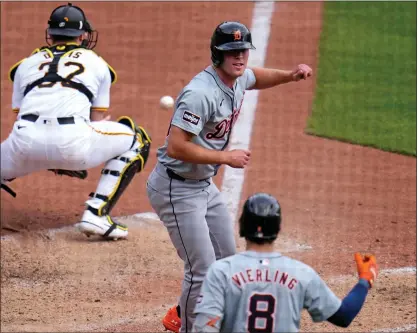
[146,162,236,333]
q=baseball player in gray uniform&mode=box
[146,21,312,333]
[192,193,379,332]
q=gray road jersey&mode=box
[194,251,342,333]
[157,66,256,180]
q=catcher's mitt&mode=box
[48,169,88,179]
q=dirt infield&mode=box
[1,2,416,332]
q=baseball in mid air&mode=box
[160,95,174,110]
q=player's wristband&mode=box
[358,278,370,288]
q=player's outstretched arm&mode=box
[327,253,378,328]
[248,65,312,90]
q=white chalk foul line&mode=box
[328,266,417,284]
[218,3,310,251]
[371,323,417,333]
[380,266,417,274]
[221,1,275,223]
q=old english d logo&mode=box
[233,30,241,41]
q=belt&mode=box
[21,114,75,125]
[166,168,209,182]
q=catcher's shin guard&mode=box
[86,116,151,216]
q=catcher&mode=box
[1,3,151,240]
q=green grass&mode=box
[307,1,417,156]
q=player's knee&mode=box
[117,116,152,171]
[117,116,152,146]
[193,254,216,279]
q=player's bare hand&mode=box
[354,252,378,288]
[292,64,312,81]
[225,149,251,168]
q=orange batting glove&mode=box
[354,252,378,288]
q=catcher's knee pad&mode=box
[117,116,152,169]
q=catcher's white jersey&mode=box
[1,43,135,184]
[10,43,116,119]
[193,251,341,333]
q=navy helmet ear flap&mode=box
[211,47,223,67]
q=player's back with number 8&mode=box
[192,193,378,332]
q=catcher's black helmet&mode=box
[46,2,98,49]
[211,21,256,67]
[239,193,281,242]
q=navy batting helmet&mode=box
[46,3,98,49]
[211,21,256,67]
[239,193,281,241]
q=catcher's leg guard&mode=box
[85,116,152,217]
[88,156,142,216]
